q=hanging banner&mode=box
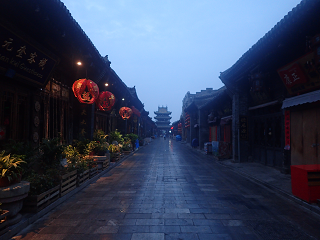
[284,110,290,150]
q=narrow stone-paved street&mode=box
[13,139,320,240]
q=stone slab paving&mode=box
[11,139,320,240]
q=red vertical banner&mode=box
[284,110,290,150]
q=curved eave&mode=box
[219,0,319,84]
[154,116,172,119]
[154,111,172,115]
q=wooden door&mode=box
[291,108,320,165]
[209,126,217,142]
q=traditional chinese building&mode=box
[0,0,109,145]
[154,106,172,135]
[0,0,154,147]
[181,87,232,155]
[219,0,320,180]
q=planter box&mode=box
[0,210,9,236]
[97,160,110,172]
[60,170,77,197]
[0,181,30,224]
[111,153,121,162]
[123,151,132,155]
[93,155,110,172]
[0,210,9,223]
[90,166,99,178]
[23,185,60,213]
[77,169,89,187]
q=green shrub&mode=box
[26,170,60,195]
[108,130,123,144]
[0,150,26,183]
[38,138,64,169]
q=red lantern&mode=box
[72,79,99,104]
[96,91,115,111]
[119,107,132,120]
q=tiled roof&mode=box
[185,86,226,111]
[219,0,318,82]
[54,0,106,66]
[198,87,227,109]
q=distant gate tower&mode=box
[154,106,172,134]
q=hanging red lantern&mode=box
[96,91,115,111]
[72,79,99,104]
[119,107,132,120]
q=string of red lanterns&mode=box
[72,79,139,120]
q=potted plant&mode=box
[0,150,26,187]
[108,130,123,145]
[91,129,108,156]
[0,151,30,225]
[24,137,64,193]
[108,144,121,162]
[0,203,9,222]
[2,140,36,183]
[37,137,64,169]
[121,137,132,154]
[24,170,60,213]
[23,137,64,213]
[125,133,138,150]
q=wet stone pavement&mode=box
[12,138,320,240]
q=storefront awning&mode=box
[282,89,320,109]
[248,100,279,110]
[220,115,232,125]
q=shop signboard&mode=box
[0,24,56,86]
[278,51,320,95]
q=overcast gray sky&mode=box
[62,0,302,122]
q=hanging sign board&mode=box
[0,24,56,86]
[278,51,320,95]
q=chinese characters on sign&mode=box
[278,63,307,88]
[239,116,248,141]
[80,109,87,138]
[0,24,55,86]
[278,51,320,95]
[284,110,290,150]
